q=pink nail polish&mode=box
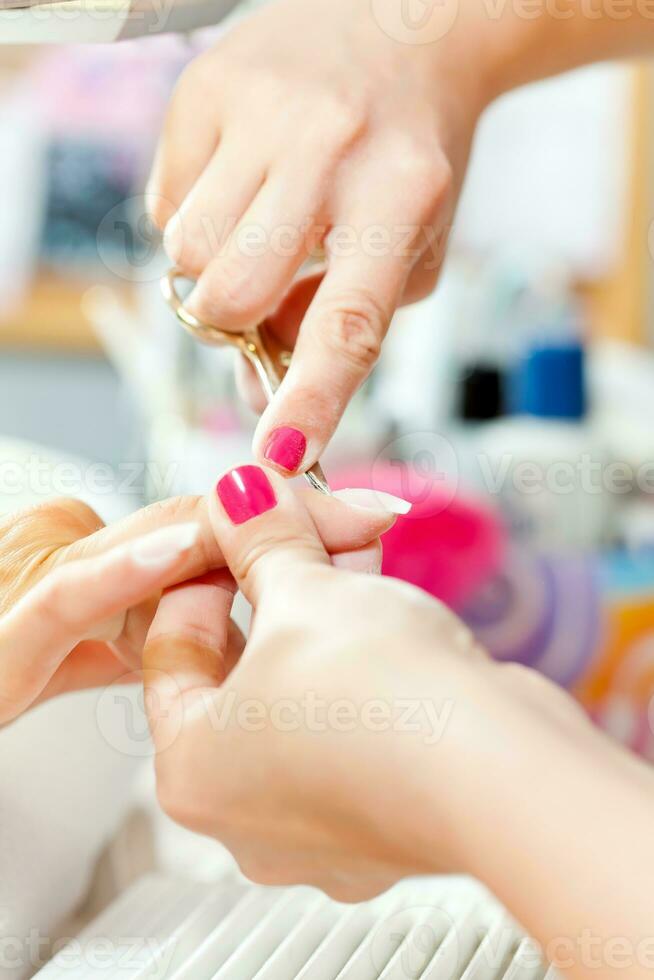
[216,466,277,525]
[264,427,307,473]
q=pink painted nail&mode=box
[216,466,277,525]
[264,426,307,473]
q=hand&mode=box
[0,488,395,724]
[144,467,654,980]
[147,0,485,476]
[144,463,492,901]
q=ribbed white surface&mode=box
[36,874,556,980]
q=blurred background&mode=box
[2,37,654,754]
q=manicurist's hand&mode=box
[144,463,491,901]
[147,0,485,476]
[145,465,654,979]
[0,487,396,724]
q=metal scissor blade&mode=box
[162,269,332,495]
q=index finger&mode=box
[253,249,410,477]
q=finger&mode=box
[163,135,266,278]
[62,489,401,576]
[235,354,268,416]
[300,486,409,552]
[401,239,448,306]
[331,539,383,576]
[59,497,222,581]
[234,275,325,417]
[35,642,139,705]
[146,58,222,230]
[146,570,238,689]
[265,272,324,349]
[210,464,330,607]
[143,570,240,746]
[183,162,328,332]
[0,523,201,722]
[253,250,410,475]
[209,469,410,606]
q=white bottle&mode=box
[474,341,613,552]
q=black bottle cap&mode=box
[457,364,505,422]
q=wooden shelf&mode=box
[0,272,134,353]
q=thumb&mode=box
[210,464,329,607]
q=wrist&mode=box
[450,0,654,107]
[428,661,654,969]
[398,659,592,877]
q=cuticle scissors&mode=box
[161,268,331,496]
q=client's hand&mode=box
[144,464,492,901]
[0,489,396,725]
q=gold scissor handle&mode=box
[161,269,331,496]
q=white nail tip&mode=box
[130,523,200,569]
[337,489,413,516]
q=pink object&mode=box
[264,427,307,473]
[332,462,506,609]
[216,466,277,525]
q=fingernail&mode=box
[335,489,413,516]
[264,426,307,473]
[217,465,277,525]
[130,523,200,569]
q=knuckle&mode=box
[317,296,386,375]
[236,856,287,888]
[144,496,217,569]
[235,530,323,595]
[193,260,262,326]
[36,565,80,634]
[413,157,453,221]
[174,55,209,102]
[145,495,202,524]
[326,98,368,147]
[156,769,185,824]
[236,857,266,884]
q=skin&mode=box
[147,0,654,475]
[0,490,395,724]
[145,465,654,980]
[7,4,654,975]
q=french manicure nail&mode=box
[217,465,277,525]
[264,426,307,473]
[335,489,413,516]
[130,523,200,569]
